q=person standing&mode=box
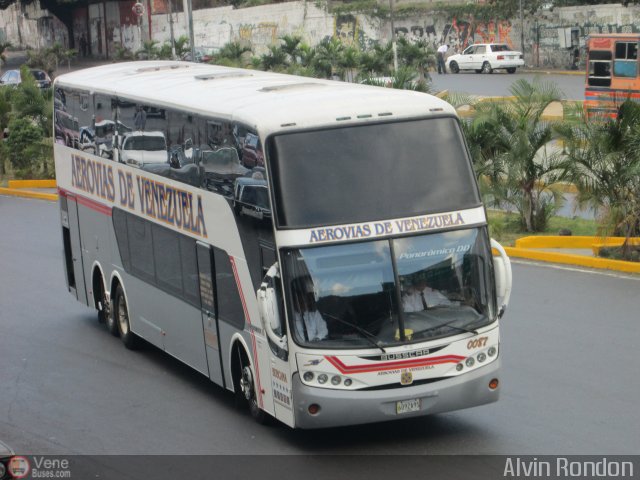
[133,106,147,131]
[437,43,448,74]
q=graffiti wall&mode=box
[3,0,640,70]
[392,18,516,52]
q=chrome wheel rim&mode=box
[117,295,129,335]
[240,366,254,402]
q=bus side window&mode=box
[588,50,612,87]
[614,42,638,78]
[212,248,245,330]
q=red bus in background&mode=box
[585,33,640,118]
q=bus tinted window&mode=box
[213,248,245,329]
[153,223,183,296]
[128,214,156,283]
[112,208,130,269]
[113,208,201,308]
[268,117,479,228]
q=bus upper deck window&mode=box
[614,42,638,78]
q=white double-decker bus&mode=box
[54,62,512,428]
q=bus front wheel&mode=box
[114,284,140,350]
[235,347,269,424]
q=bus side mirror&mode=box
[257,263,288,351]
[491,238,512,318]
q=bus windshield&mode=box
[282,227,495,349]
[268,117,480,228]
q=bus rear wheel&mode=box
[235,347,269,424]
[114,284,140,350]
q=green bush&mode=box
[6,117,46,178]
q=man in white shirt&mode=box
[402,277,451,312]
[292,282,328,342]
[437,44,448,74]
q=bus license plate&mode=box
[396,398,421,415]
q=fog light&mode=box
[308,404,321,415]
[303,371,314,382]
[456,363,464,371]
[477,352,487,363]
[317,374,328,384]
[331,375,341,386]
[489,378,499,390]
[488,346,497,357]
[344,378,352,387]
[465,357,475,367]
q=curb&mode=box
[8,179,57,189]
[520,69,584,76]
[507,236,640,274]
[0,187,58,201]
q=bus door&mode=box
[65,195,88,305]
[196,242,225,387]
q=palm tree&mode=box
[396,38,435,83]
[216,41,251,66]
[260,45,288,71]
[556,100,640,256]
[313,37,344,78]
[482,78,565,232]
[338,45,360,82]
[279,34,303,64]
[137,40,159,60]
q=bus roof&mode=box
[54,61,456,135]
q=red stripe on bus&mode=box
[229,256,264,409]
[325,354,465,374]
[60,188,112,216]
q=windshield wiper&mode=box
[322,312,386,353]
[412,320,478,338]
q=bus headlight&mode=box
[343,378,353,387]
[488,346,497,357]
[331,375,341,386]
[317,374,328,384]
[477,352,487,363]
[465,357,475,367]
[303,371,314,382]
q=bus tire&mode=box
[114,284,140,350]
[235,346,270,424]
[97,275,118,336]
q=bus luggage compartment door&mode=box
[197,242,225,387]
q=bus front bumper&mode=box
[291,359,500,429]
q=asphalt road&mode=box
[1,196,638,455]
[430,71,584,100]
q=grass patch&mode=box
[487,209,599,246]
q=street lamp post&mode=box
[389,0,398,72]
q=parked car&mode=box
[79,119,132,157]
[446,43,524,74]
[54,110,80,148]
[240,132,264,168]
[0,68,52,88]
[118,131,168,167]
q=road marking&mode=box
[512,259,640,281]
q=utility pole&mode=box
[389,0,398,72]
[186,0,196,61]
[168,0,176,59]
[519,0,525,63]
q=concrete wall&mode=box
[0,2,68,49]
[1,1,639,69]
